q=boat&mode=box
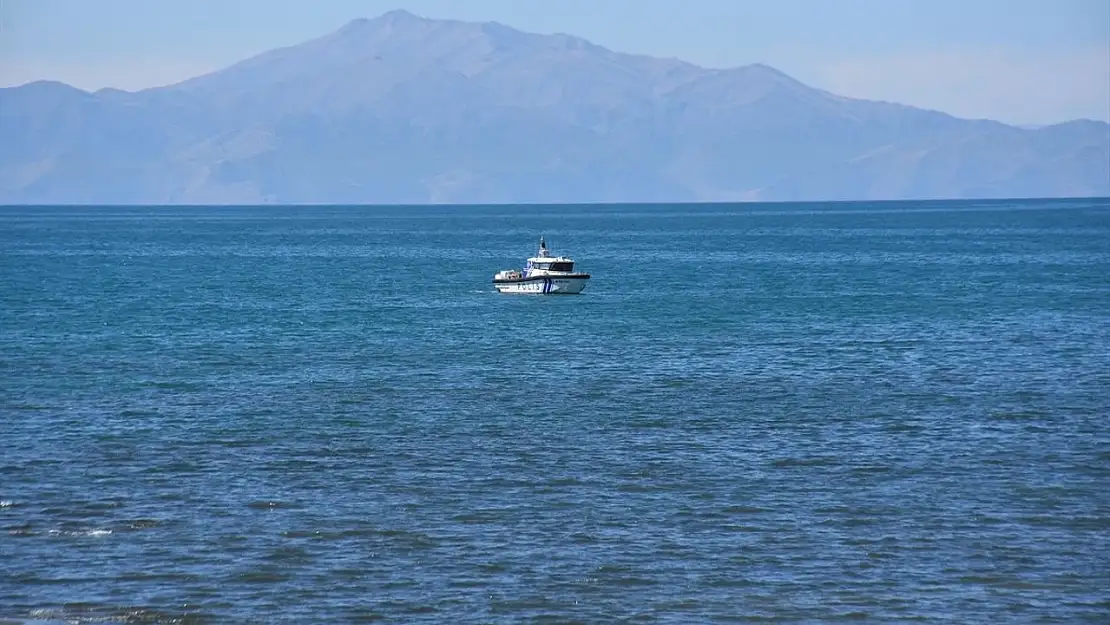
[492,236,590,294]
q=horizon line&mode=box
[1,196,1106,210]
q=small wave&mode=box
[47,528,113,537]
[124,519,163,530]
[771,455,841,468]
[236,570,291,583]
[246,500,303,510]
[721,505,772,515]
[7,523,34,537]
[24,604,208,624]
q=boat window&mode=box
[550,262,574,272]
[534,263,551,270]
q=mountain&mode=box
[2,9,1108,204]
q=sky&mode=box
[1,0,1107,126]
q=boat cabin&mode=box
[526,259,575,272]
[521,236,577,275]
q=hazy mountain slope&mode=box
[0,9,1106,204]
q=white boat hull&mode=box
[494,276,589,295]
[492,236,589,294]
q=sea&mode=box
[1,198,1108,624]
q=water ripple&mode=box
[1,200,1108,623]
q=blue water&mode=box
[2,199,1108,624]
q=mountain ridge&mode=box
[1,9,1107,205]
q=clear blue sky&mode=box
[2,0,1107,125]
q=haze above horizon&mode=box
[1,0,1108,126]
